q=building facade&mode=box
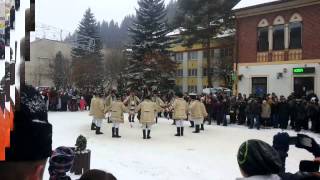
[26,38,72,87]
[171,36,234,94]
[234,0,320,97]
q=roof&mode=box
[232,0,282,10]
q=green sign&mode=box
[293,67,315,74]
[293,68,304,73]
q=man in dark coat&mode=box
[307,97,320,133]
[278,96,290,129]
[294,99,306,132]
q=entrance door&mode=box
[294,77,314,98]
[252,77,267,97]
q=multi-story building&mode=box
[26,38,72,87]
[171,35,234,94]
[234,0,320,97]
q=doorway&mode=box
[294,77,314,98]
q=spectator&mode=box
[0,85,52,180]
[79,169,117,180]
[48,146,75,180]
[278,96,290,129]
[261,100,271,127]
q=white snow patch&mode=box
[233,0,281,10]
[45,111,320,180]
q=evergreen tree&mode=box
[126,0,176,91]
[50,51,70,89]
[175,0,238,87]
[71,8,104,90]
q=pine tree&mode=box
[175,0,238,87]
[50,51,70,89]
[126,0,176,91]
[71,8,104,91]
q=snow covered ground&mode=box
[44,111,320,180]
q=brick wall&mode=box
[237,4,320,63]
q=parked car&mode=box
[202,87,232,96]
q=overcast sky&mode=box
[36,0,172,33]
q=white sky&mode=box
[36,0,172,33]
[233,0,280,10]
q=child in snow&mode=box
[79,96,87,111]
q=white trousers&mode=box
[112,122,120,128]
[192,118,204,125]
[175,120,185,127]
[95,119,103,127]
[142,123,152,130]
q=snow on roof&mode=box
[232,0,282,10]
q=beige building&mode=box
[26,38,72,87]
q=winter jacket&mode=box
[135,99,162,124]
[107,100,127,123]
[89,96,96,116]
[124,95,140,110]
[278,101,290,118]
[189,100,208,121]
[236,174,281,180]
[152,96,165,107]
[170,98,188,120]
[105,95,116,107]
[261,103,271,118]
[79,99,86,111]
[90,97,106,119]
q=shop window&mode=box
[273,25,285,50]
[188,69,197,76]
[252,77,267,97]
[188,85,197,93]
[289,22,302,49]
[257,27,269,52]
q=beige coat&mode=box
[106,100,128,123]
[89,96,96,116]
[91,97,106,119]
[171,98,188,120]
[136,99,162,124]
[189,100,208,121]
[105,95,116,107]
[261,103,271,118]
[152,96,165,107]
[124,95,140,110]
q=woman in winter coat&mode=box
[261,100,271,127]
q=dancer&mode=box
[106,93,128,138]
[105,89,116,123]
[168,91,188,136]
[189,93,208,133]
[89,93,97,130]
[124,90,140,127]
[91,92,106,135]
[152,90,165,123]
[136,92,162,139]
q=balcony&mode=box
[257,52,269,62]
[288,49,302,61]
[272,50,285,62]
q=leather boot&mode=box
[96,127,103,135]
[147,130,151,139]
[143,129,146,139]
[190,121,194,128]
[181,127,184,136]
[175,127,181,136]
[112,127,115,138]
[91,123,96,130]
[115,128,121,138]
[193,125,200,133]
[200,124,204,131]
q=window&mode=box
[257,27,269,52]
[273,25,285,50]
[203,68,207,76]
[188,86,197,93]
[289,22,302,49]
[188,51,198,60]
[221,47,233,58]
[176,69,183,77]
[188,69,197,76]
[175,53,183,62]
[252,77,267,97]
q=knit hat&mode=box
[237,139,282,176]
[48,146,75,180]
[5,85,52,161]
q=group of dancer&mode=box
[89,89,208,139]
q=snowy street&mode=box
[45,111,319,180]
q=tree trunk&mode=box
[206,38,212,88]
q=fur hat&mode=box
[5,85,52,161]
